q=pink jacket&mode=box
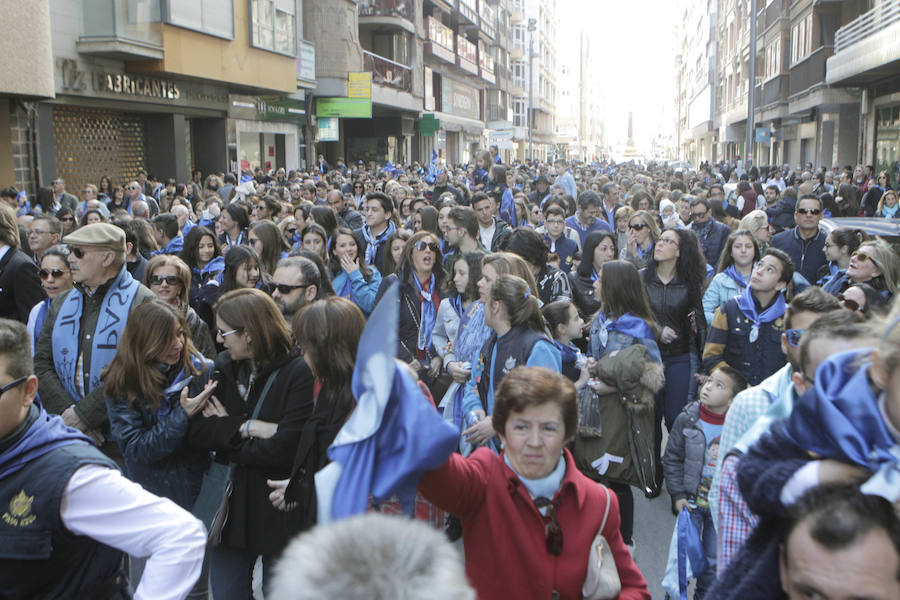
[419,448,650,600]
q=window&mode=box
[513,99,526,127]
[765,39,780,79]
[167,0,233,39]
[250,0,295,55]
[791,13,813,64]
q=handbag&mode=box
[582,485,622,600]
[192,368,281,546]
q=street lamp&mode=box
[527,17,536,162]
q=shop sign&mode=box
[416,113,440,137]
[441,79,479,121]
[258,96,306,122]
[318,117,339,142]
[348,72,372,99]
[297,40,316,83]
[316,97,372,119]
[101,73,180,99]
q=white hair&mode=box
[268,513,474,600]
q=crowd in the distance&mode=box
[1,151,899,599]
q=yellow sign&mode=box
[348,72,372,99]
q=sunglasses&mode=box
[60,216,75,222]
[216,327,242,338]
[39,268,68,280]
[796,208,821,216]
[274,282,312,295]
[837,293,860,312]
[691,211,708,218]
[852,251,872,263]
[70,247,90,259]
[784,328,805,348]
[413,241,440,253]
[149,275,180,286]
[628,223,646,231]
[286,228,297,235]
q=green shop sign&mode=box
[316,97,372,119]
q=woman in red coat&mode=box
[419,366,650,600]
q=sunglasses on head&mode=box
[150,275,180,286]
[784,328,805,348]
[837,293,860,312]
[796,208,821,216]
[413,240,440,253]
[39,268,68,280]
[628,223,646,231]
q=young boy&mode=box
[703,247,795,385]
[663,365,749,599]
[541,204,579,273]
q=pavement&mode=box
[633,485,678,599]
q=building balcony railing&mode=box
[789,46,831,97]
[358,0,413,21]
[478,0,496,39]
[78,0,163,59]
[834,0,900,53]
[363,50,412,93]
[456,0,478,25]
[457,34,479,74]
[426,16,456,63]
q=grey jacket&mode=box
[662,401,707,504]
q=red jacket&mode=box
[419,448,650,600]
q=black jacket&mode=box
[374,273,448,365]
[187,349,314,555]
[0,247,45,323]
[568,271,601,317]
[641,267,706,358]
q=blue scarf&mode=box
[590,269,599,282]
[882,203,899,218]
[339,273,353,299]
[152,234,184,256]
[198,255,225,278]
[449,294,464,318]
[412,273,436,351]
[362,221,396,265]
[499,186,518,227]
[735,285,785,343]
[156,356,205,419]
[505,452,565,512]
[723,265,749,289]
[595,311,653,347]
[783,349,900,502]
[52,267,141,403]
[0,404,91,479]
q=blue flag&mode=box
[423,150,440,185]
[315,281,459,523]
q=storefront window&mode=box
[250,0,296,56]
[167,0,234,39]
[876,106,900,189]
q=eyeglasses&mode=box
[628,223,646,231]
[274,282,312,295]
[60,216,75,223]
[852,251,872,263]
[39,268,69,280]
[657,237,679,247]
[784,328,805,347]
[837,293,860,312]
[796,208,821,216]
[691,211,708,218]
[149,275,180,286]
[0,375,28,396]
[545,219,565,226]
[413,240,440,253]
[216,327,243,338]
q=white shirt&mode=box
[60,465,206,600]
[479,222,496,250]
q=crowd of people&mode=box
[1,152,899,599]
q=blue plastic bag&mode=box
[661,508,709,599]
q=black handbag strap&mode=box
[249,367,281,421]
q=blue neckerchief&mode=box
[596,311,653,347]
[0,404,92,479]
[181,219,196,237]
[449,294,464,318]
[194,255,225,279]
[152,234,184,256]
[723,265,749,289]
[424,150,439,185]
[553,339,578,363]
[339,273,353,299]
[32,298,51,354]
[499,186,518,227]
[362,221,395,265]
[882,203,899,218]
[412,273,437,351]
[504,452,565,511]
[636,243,651,258]
[590,269,599,282]
[735,285,785,343]
[52,266,140,403]
[222,230,246,248]
[156,355,205,419]
[783,348,900,502]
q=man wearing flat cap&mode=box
[34,223,155,447]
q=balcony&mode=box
[479,42,495,83]
[487,104,510,122]
[827,0,900,86]
[759,74,788,107]
[425,16,456,63]
[77,0,163,60]
[456,0,478,25]
[358,0,416,35]
[478,0,496,40]
[456,34,479,75]
[789,46,831,97]
[363,50,412,93]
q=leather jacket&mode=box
[641,267,706,358]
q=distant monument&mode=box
[624,112,639,158]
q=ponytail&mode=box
[490,274,547,334]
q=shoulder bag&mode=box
[582,485,622,600]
